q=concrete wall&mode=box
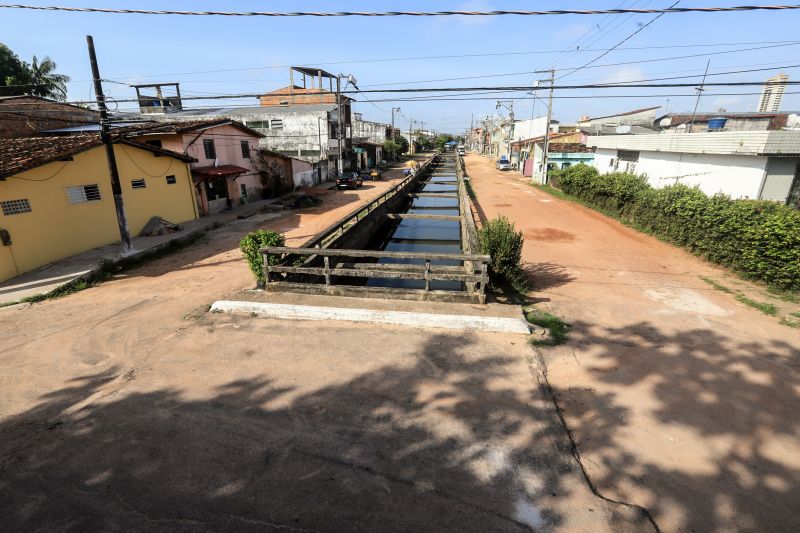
[0,144,196,281]
[592,148,770,199]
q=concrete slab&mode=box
[211,300,532,334]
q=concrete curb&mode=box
[210,300,532,334]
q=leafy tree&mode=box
[382,139,401,161]
[28,55,70,101]
[0,43,70,101]
[434,133,455,152]
[393,134,409,155]
[0,43,31,96]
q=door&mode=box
[787,161,800,208]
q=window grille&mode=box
[131,179,146,189]
[0,199,31,216]
[66,184,101,204]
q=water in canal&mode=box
[367,169,464,291]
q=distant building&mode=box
[0,95,100,138]
[588,131,800,205]
[577,106,661,129]
[758,74,789,113]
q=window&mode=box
[1,199,32,216]
[618,150,639,162]
[131,178,146,189]
[247,121,268,129]
[240,183,248,198]
[270,118,283,130]
[165,175,177,185]
[240,140,251,159]
[66,184,101,204]
[203,138,216,159]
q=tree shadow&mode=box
[553,320,800,532]
[0,333,630,532]
[522,262,577,291]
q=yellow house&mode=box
[0,133,198,282]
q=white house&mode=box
[588,131,800,205]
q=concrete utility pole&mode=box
[391,107,400,135]
[408,119,414,155]
[536,69,555,184]
[496,100,514,160]
[335,75,343,175]
[86,35,133,254]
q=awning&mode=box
[191,165,249,179]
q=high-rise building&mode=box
[757,74,789,112]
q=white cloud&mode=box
[599,66,646,85]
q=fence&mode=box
[262,246,490,304]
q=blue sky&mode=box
[3,0,800,133]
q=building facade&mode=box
[0,135,197,282]
[588,131,800,205]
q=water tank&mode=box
[708,117,727,131]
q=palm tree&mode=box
[28,55,70,101]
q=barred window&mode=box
[203,138,216,159]
[131,178,146,189]
[66,184,102,204]
[166,175,177,185]
[1,199,32,216]
[240,140,251,159]
[270,119,283,130]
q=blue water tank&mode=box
[708,117,727,130]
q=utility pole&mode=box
[86,35,133,254]
[537,69,555,185]
[335,75,343,175]
[391,107,400,136]
[408,119,414,155]
[689,60,710,133]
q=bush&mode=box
[552,164,800,291]
[479,216,528,292]
[239,230,286,285]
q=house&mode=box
[513,130,591,179]
[115,119,266,216]
[587,131,800,205]
[0,95,100,138]
[0,134,196,282]
[654,111,800,132]
[352,113,389,168]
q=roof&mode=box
[146,104,337,120]
[116,118,264,138]
[291,66,336,79]
[0,133,193,179]
[581,106,661,122]
[588,130,800,156]
[579,125,658,135]
[547,143,595,154]
[656,111,796,128]
[191,164,250,178]
[512,131,577,145]
[0,94,100,114]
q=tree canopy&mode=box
[1,43,70,101]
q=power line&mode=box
[558,0,682,80]
[2,4,799,17]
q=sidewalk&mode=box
[0,198,281,305]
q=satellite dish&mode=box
[616,125,632,134]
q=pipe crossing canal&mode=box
[262,154,490,304]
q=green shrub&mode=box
[239,230,286,284]
[479,216,528,292]
[552,164,800,291]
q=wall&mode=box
[0,144,196,281]
[592,148,769,199]
[760,157,799,202]
[258,86,339,106]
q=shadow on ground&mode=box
[0,333,625,532]
[550,320,800,532]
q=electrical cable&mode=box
[1,4,799,17]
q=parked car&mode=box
[496,158,511,171]
[336,172,363,190]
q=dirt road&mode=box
[0,160,625,532]
[466,154,800,532]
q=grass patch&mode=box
[525,309,569,346]
[734,294,778,316]
[791,311,800,318]
[766,289,800,304]
[779,317,800,328]
[700,276,735,294]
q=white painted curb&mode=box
[210,300,531,334]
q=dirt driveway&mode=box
[465,154,800,532]
[0,158,626,532]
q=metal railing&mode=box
[262,246,490,304]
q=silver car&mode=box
[496,159,511,171]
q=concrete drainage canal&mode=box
[261,153,490,304]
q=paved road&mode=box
[466,154,800,533]
[0,157,623,532]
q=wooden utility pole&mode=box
[537,69,555,185]
[86,35,133,254]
